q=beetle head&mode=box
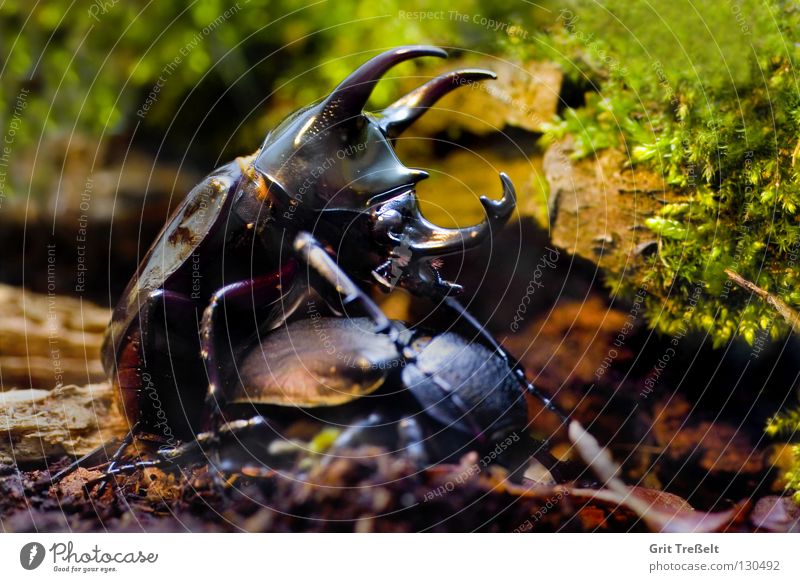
[253,46,516,296]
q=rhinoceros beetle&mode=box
[71,231,567,483]
[83,233,564,479]
[42,46,567,488]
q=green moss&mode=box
[533,1,800,347]
[531,0,800,498]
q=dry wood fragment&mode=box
[0,283,110,389]
[544,137,668,277]
[0,284,124,463]
[0,382,126,463]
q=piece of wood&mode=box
[395,58,563,136]
[0,285,125,463]
[0,284,110,388]
[0,382,126,463]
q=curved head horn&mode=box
[321,46,447,117]
[379,69,497,138]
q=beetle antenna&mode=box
[30,437,124,492]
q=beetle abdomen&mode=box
[402,333,528,439]
[232,317,405,407]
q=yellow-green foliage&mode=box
[533,0,800,499]
[0,0,552,183]
[537,1,800,347]
[766,410,800,502]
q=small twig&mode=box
[724,269,800,333]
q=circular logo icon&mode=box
[20,542,46,570]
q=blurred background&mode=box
[0,0,561,303]
[3,0,800,529]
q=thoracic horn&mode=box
[379,69,497,138]
[320,46,447,118]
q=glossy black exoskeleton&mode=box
[40,47,567,490]
[103,46,518,440]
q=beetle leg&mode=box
[293,232,404,351]
[83,459,170,488]
[397,416,428,466]
[199,263,297,428]
[160,416,280,491]
[161,415,275,461]
[329,413,429,466]
[442,296,570,425]
[95,423,139,496]
[328,413,385,451]
[30,438,124,492]
[84,417,277,489]
[294,231,490,441]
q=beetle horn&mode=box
[321,46,447,117]
[405,173,517,255]
[379,69,497,138]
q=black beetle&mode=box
[90,231,563,477]
[43,46,567,487]
[103,46,518,438]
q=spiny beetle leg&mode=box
[30,440,119,492]
[330,413,429,466]
[83,459,168,489]
[85,417,277,489]
[330,412,386,451]
[199,266,294,429]
[95,423,139,496]
[293,231,405,352]
[397,416,428,466]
